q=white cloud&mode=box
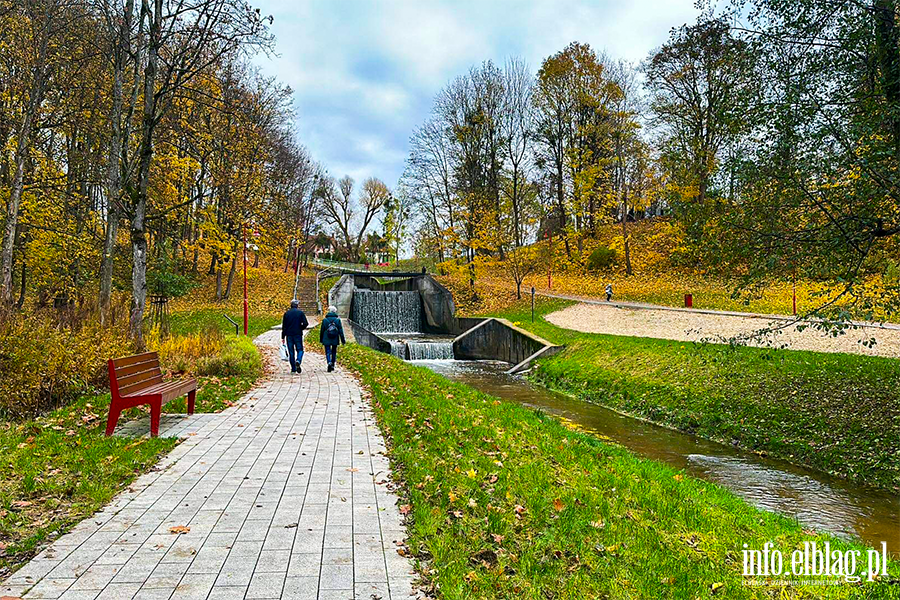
[253,0,700,187]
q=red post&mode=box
[242,223,248,336]
[684,293,693,308]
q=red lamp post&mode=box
[242,223,248,336]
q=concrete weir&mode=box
[328,272,562,371]
[452,317,563,373]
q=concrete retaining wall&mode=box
[328,275,355,319]
[453,318,563,367]
[347,320,389,353]
[451,317,487,336]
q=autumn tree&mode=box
[533,42,621,257]
[0,0,89,305]
[644,18,755,241]
[720,0,900,319]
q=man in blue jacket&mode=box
[282,299,309,374]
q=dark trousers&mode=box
[324,344,337,366]
[285,335,304,372]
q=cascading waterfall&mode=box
[351,290,421,333]
[407,341,454,360]
[389,340,408,359]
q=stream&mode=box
[413,359,900,555]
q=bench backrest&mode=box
[109,352,163,397]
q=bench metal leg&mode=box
[187,390,196,415]
[105,405,122,437]
[150,402,161,438]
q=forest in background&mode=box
[401,1,900,324]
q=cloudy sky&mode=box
[253,0,701,187]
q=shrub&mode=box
[151,326,261,379]
[152,324,225,375]
[147,269,197,299]
[587,246,617,271]
[197,336,262,378]
[0,312,133,419]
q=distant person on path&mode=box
[320,305,346,372]
[282,299,309,374]
[605,283,613,302]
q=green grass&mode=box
[488,299,900,493]
[0,310,273,576]
[0,392,176,578]
[340,343,898,599]
[168,308,280,339]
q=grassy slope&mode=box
[472,217,894,320]
[339,343,898,599]
[489,299,900,493]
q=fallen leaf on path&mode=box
[169,526,191,535]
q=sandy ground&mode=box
[546,303,900,358]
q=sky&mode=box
[253,0,701,188]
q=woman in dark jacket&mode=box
[319,305,346,372]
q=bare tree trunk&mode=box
[100,0,135,323]
[223,244,238,300]
[216,264,224,300]
[16,260,26,310]
[129,0,160,343]
[1,32,50,304]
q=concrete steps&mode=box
[293,276,319,315]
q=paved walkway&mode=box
[1,329,418,600]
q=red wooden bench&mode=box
[105,352,197,437]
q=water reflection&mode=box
[414,359,900,555]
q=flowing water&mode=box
[351,290,421,333]
[382,334,456,361]
[414,359,900,555]
[408,342,455,360]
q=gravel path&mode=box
[547,302,900,357]
[1,328,419,600]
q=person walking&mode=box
[282,299,309,374]
[320,305,346,372]
[605,283,613,302]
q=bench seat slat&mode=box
[124,379,197,402]
[112,352,158,368]
[113,359,161,379]
[118,375,164,397]
[116,367,163,390]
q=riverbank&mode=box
[338,343,898,598]
[489,299,900,493]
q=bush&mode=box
[151,325,261,379]
[0,312,133,419]
[152,324,225,374]
[587,246,617,271]
[197,336,262,378]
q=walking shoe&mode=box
[327,364,334,372]
[297,366,302,374]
